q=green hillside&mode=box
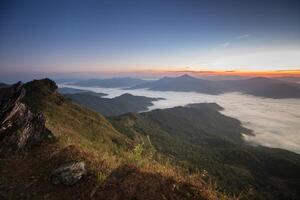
[1,78,299,200]
[64,92,161,116]
[0,79,225,200]
[110,104,300,199]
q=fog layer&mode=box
[59,84,300,154]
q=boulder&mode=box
[0,82,48,154]
[52,162,87,186]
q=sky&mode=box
[0,0,300,80]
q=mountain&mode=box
[0,82,9,88]
[131,74,224,94]
[131,75,300,98]
[221,77,300,98]
[276,76,300,84]
[110,104,300,199]
[58,87,107,97]
[1,79,221,200]
[54,78,84,84]
[0,82,50,154]
[64,92,162,116]
[1,78,300,199]
[58,87,94,94]
[72,77,148,88]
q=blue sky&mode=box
[0,0,300,77]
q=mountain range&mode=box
[68,75,300,99]
[131,74,224,94]
[0,83,9,88]
[131,75,300,99]
[58,87,105,95]
[220,77,300,98]
[1,79,300,200]
[71,77,148,88]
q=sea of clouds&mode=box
[59,84,300,154]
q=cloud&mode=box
[220,41,231,47]
[237,34,250,39]
[218,34,250,48]
[59,84,300,154]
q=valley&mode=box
[1,79,300,199]
[59,77,300,154]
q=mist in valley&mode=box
[59,84,300,154]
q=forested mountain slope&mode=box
[0,79,224,200]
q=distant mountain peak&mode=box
[118,93,134,97]
[248,77,272,81]
[162,74,195,80]
[178,74,194,79]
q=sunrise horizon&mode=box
[1,1,300,199]
[1,68,300,83]
[1,0,300,79]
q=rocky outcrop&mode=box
[52,162,87,186]
[0,82,48,154]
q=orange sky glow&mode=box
[71,68,300,78]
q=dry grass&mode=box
[26,88,240,199]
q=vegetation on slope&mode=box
[3,78,299,199]
[64,92,162,116]
[0,79,229,200]
[58,87,107,97]
[110,104,300,199]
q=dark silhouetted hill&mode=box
[221,77,300,98]
[65,92,162,116]
[131,74,224,94]
[72,77,148,88]
[58,87,107,97]
[131,75,300,98]
[0,82,9,88]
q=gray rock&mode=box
[0,82,48,154]
[52,162,86,186]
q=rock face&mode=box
[0,82,47,154]
[52,162,87,186]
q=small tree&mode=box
[133,142,144,162]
